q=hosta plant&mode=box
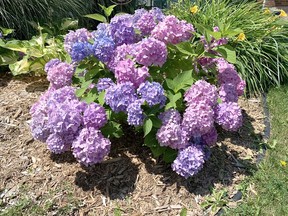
[29,8,245,179]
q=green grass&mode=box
[226,86,288,215]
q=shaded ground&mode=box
[0,73,265,215]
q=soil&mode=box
[0,72,266,216]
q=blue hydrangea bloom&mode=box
[105,82,138,113]
[92,36,115,63]
[70,42,93,62]
[96,78,115,92]
[137,81,166,107]
[127,99,145,126]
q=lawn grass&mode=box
[227,86,288,215]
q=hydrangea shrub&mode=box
[29,8,246,179]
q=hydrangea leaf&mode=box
[215,44,236,64]
[143,118,153,137]
[84,14,107,23]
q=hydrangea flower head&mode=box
[201,127,218,146]
[108,44,133,71]
[96,78,115,92]
[64,28,92,53]
[182,103,214,137]
[110,14,137,46]
[151,15,194,44]
[114,59,149,88]
[70,42,93,62]
[93,35,115,63]
[105,82,138,113]
[92,23,111,39]
[171,145,205,179]
[217,58,246,96]
[218,83,238,103]
[83,103,107,129]
[215,102,243,131]
[158,109,182,125]
[127,99,145,126]
[132,38,167,67]
[184,80,218,106]
[46,61,74,89]
[45,59,61,73]
[46,133,70,154]
[72,127,111,166]
[137,81,166,107]
[156,122,189,149]
[134,10,157,36]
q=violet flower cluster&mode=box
[30,82,110,166]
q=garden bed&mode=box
[0,73,266,215]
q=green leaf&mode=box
[83,88,98,104]
[0,27,14,36]
[101,121,123,138]
[98,90,106,106]
[173,70,194,92]
[162,148,177,163]
[174,41,196,56]
[9,57,31,75]
[103,5,117,17]
[180,208,187,216]
[150,116,162,128]
[166,92,182,110]
[143,118,153,137]
[75,80,92,97]
[84,14,107,23]
[60,19,78,31]
[215,45,236,64]
[1,40,27,53]
[85,67,100,81]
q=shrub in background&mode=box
[167,0,288,94]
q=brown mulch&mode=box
[0,72,265,215]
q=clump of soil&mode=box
[0,73,265,215]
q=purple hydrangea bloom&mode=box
[45,59,61,73]
[217,58,246,96]
[46,61,74,89]
[105,82,138,113]
[182,103,214,137]
[137,81,166,107]
[47,100,83,135]
[83,103,107,129]
[134,10,157,36]
[158,109,182,125]
[151,15,194,44]
[202,127,218,146]
[91,23,111,39]
[171,145,205,179]
[93,35,115,63]
[96,78,115,92]
[215,102,243,131]
[197,57,217,71]
[70,42,93,62]
[150,7,165,22]
[46,86,77,109]
[46,133,70,154]
[108,44,133,71]
[156,122,189,149]
[132,38,167,67]
[110,14,137,46]
[114,59,149,88]
[218,84,238,103]
[72,127,111,166]
[30,106,51,142]
[127,99,145,126]
[184,80,218,107]
[64,28,92,54]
